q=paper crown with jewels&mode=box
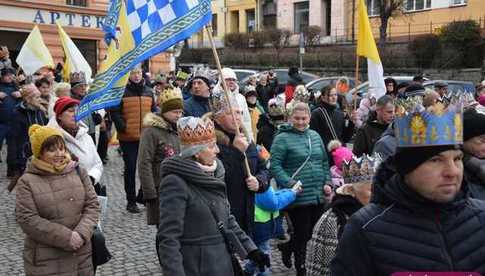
[394,95,464,147]
[210,89,239,116]
[159,86,183,105]
[293,85,310,103]
[177,116,216,147]
[69,71,87,86]
[268,97,286,117]
[342,154,380,184]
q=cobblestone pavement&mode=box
[0,147,296,275]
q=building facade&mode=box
[0,0,170,77]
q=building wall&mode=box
[0,0,170,75]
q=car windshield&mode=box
[235,71,256,82]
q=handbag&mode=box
[190,186,246,276]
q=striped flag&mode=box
[16,25,54,76]
[57,22,93,82]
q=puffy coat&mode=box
[0,80,20,123]
[47,117,103,183]
[110,80,155,142]
[310,101,355,164]
[137,113,180,225]
[372,123,397,161]
[256,83,275,113]
[270,124,330,207]
[215,125,270,236]
[158,157,257,276]
[10,102,48,171]
[331,161,485,276]
[256,114,278,151]
[15,162,100,276]
[352,120,389,157]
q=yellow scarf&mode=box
[32,153,72,174]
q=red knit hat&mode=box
[54,96,80,117]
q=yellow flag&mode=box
[57,22,92,82]
[356,0,380,64]
[16,25,54,75]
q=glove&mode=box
[247,249,271,272]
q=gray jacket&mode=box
[158,156,257,276]
[372,123,396,161]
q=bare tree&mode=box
[377,0,404,45]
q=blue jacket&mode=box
[183,95,210,117]
[255,186,296,212]
[0,81,20,124]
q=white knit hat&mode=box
[221,67,237,80]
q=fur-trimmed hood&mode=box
[143,112,174,131]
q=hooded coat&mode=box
[47,117,103,184]
[331,161,485,275]
[137,113,180,225]
[270,124,330,207]
[464,154,485,200]
[15,162,100,276]
[157,157,257,276]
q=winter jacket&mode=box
[372,123,396,161]
[183,95,210,117]
[110,80,155,142]
[10,102,48,171]
[306,194,363,276]
[256,114,278,151]
[464,154,485,200]
[248,105,261,142]
[352,120,389,157]
[310,101,355,162]
[270,124,330,207]
[331,161,485,276]
[15,162,100,276]
[158,157,257,276]
[137,113,180,225]
[215,125,270,236]
[0,80,20,123]
[284,74,303,104]
[256,83,275,113]
[47,117,103,184]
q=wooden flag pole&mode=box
[204,25,252,177]
[353,55,360,110]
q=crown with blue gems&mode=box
[342,154,380,184]
[394,95,464,147]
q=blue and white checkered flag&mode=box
[76,0,212,120]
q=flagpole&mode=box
[204,24,252,177]
[354,55,360,110]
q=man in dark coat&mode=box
[183,69,212,117]
[284,67,303,104]
[310,85,356,164]
[256,97,286,151]
[463,107,485,199]
[211,90,270,237]
[256,72,276,113]
[331,100,485,275]
[0,67,21,174]
[353,95,395,157]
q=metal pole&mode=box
[352,0,356,43]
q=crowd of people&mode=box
[2,41,485,275]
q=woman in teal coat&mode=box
[270,102,331,276]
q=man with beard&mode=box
[110,66,156,213]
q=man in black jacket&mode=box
[210,90,269,237]
[331,102,485,275]
[310,85,356,164]
[353,95,395,157]
[462,107,485,200]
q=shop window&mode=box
[405,0,431,11]
[451,0,467,6]
[294,1,309,34]
[66,0,88,7]
[366,0,380,16]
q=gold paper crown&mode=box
[177,116,216,147]
[159,86,183,106]
[342,154,378,184]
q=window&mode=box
[405,0,431,11]
[66,0,87,7]
[451,0,467,6]
[366,0,380,16]
[246,9,255,33]
[212,14,218,36]
[294,1,309,33]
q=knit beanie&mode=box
[177,116,216,158]
[464,108,485,141]
[29,124,63,159]
[54,97,80,117]
[394,145,458,176]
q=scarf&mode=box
[31,153,75,174]
[196,160,218,175]
[58,119,80,138]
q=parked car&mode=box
[306,76,356,93]
[423,80,476,95]
[233,69,259,86]
[240,69,319,86]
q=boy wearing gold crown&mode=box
[331,98,485,275]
